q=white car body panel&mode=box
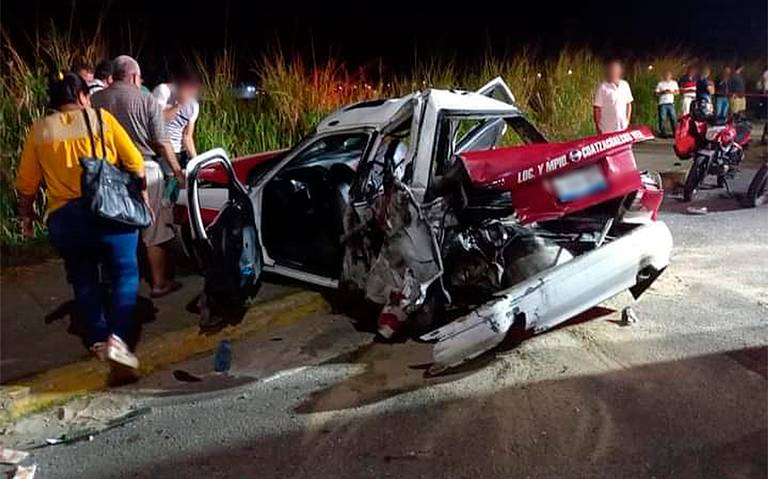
[421,220,673,373]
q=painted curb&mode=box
[0,291,328,424]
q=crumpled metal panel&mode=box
[342,180,443,314]
[421,220,673,374]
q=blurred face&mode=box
[722,67,731,77]
[606,62,622,83]
[78,69,94,82]
[177,81,201,104]
[664,71,673,81]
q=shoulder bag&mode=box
[79,108,152,228]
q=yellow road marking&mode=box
[0,291,328,423]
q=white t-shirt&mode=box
[87,78,107,94]
[655,79,679,105]
[593,80,634,133]
[152,83,200,153]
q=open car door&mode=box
[186,149,262,326]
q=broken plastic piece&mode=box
[621,306,638,325]
[0,447,29,465]
[173,370,203,382]
[12,464,36,479]
[42,407,151,447]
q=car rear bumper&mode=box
[421,220,673,373]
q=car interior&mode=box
[261,133,367,277]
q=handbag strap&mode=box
[81,108,97,158]
[81,108,107,159]
[95,108,107,159]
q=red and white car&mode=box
[176,78,672,373]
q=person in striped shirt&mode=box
[152,67,201,167]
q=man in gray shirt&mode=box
[92,55,184,298]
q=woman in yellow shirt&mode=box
[16,72,146,369]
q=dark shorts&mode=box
[178,150,191,168]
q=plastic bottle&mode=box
[214,339,232,372]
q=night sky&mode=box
[4,0,767,81]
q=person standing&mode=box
[593,59,634,134]
[16,72,145,368]
[151,67,202,167]
[696,65,715,103]
[655,71,679,137]
[762,65,768,145]
[92,55,184,298]
[713,66,732,121]
[678,65,698,116]
[729,64,746,120]
[88,59,114,95]
[73,62,94,83]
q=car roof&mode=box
[316,88,521,133]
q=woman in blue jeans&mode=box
[16,73,147,368]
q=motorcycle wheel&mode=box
[717,175,726,188]
[683,155,708,202]
[746,163,768,207]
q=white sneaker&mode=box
[107,335,139,369]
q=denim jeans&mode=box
[657,103,677,136]
[47,200,139,346]
[714,96,729,121]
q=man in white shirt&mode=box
[152,67,201,167]
[655,71,679,138]
[593,59,633,134]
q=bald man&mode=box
[92,55,184,298]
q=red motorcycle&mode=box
[674,100,751,202]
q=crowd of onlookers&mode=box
[592,59,767,139]
[15,55,201,370]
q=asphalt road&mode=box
[4,145,768,478]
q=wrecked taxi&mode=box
[177,78,673,373]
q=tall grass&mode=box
[1,32,761,246]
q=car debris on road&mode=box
[176,78,673,372]
[0,447,29,464]
[12,464,36,479]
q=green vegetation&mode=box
[0,33,761,246]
